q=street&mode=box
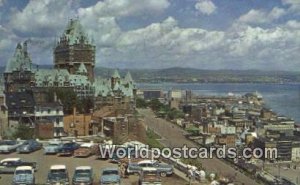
[139,108,260,185]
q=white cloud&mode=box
[2,0,300,70]
[282,0,300,13]
[238,7,286,24]
[195,0,217,15]
[78,0,170,18]
[9,0,75,37]
[286,20,300,29]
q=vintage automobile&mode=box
[0,140,23,153]
[46,165,70,185]
[100,167,121,185]
[17,139,43,153]
[138,167,162,185]
[72,166,93,185]
[97,144,115,160]
[109,147,137,164]
[0,158,37,174]
[74,143,98,157]
[127,160,173,177]
[44,140,63,154]
[12,166,35,185]
[58,142,80,156]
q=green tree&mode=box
[47,88,77,114]
[77,97,94,114]
[12,124,34,140]
[136,98,148,108]
[148,99,163,112]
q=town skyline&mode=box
[0,0,300,70]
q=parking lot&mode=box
[0,149,186,185]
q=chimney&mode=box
[73,107,76,117]
[23,41,28,56]
[23,41,27,51]
[54,92,57,102]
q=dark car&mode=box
[17,139,43,153]
[58,142,80,156]
[0,158,37,174]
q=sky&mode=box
[0,0,300,70]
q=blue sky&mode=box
[0,0,300,70]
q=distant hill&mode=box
[95,67,300,83]
[1,66,299,83]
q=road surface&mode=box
[139,108,260,185]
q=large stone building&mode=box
[54,18,95,82]
[3,18,137,138]
[3,42,35,93]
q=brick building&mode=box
[63,108,92,136]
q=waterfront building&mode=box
[140,90,163,100]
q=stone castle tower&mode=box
[54,19,95,82]
[4,42,35,93]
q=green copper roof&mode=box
[77,63,88,74]
[5,42,32,73]
[124,71,133,82]
[112,69,120,78]
[61,19,91,45]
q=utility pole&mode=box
[278,163,280,178]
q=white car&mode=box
[0,140,23,153]
[13,166,35,185]
[43,140,63,154]
[46,165,70,184]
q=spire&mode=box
[61,18,90,45]
[112,69,120,79]
[5,42,32,73]
[125,71,133,82]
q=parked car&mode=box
[97,144,119,159]
[127,160,173,177]
[100,167,121,185]
[138,167,162,185]
[0,158,37,174]
[109,147,137,164]
[72,166,93,185]
[17,139,43,153]
[0,140,23,153]
[12,166,35,185]
[44,140,63,154]
[58,142,80,156]
[46,165,69,185]
[74,143,98,158]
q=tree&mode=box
[12,124,34,140]
[77,97,94,114]
[47,88,77,114]
[136,98,148,108]
[148,99,163,112]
